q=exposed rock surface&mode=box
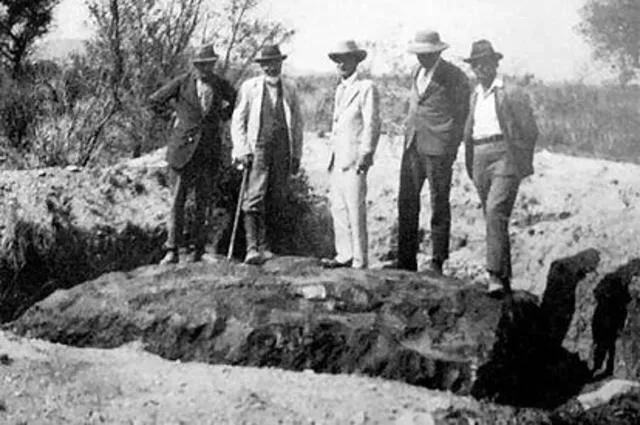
[10,251,627,409]
[9,257,504,395]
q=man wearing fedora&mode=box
[394,30,470,274]
[149,44,237,264]
[231,44,304,265]
[320,40,381,269]
[462,40,538,294]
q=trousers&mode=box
[472,141,520,278]
[397,145,456,271]
[166,152,217,251]
[329,168,368,268]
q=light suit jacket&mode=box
[463,80,539,179]
[328,75,381,171]
[231,75,304,168]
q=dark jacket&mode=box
[463,80,539,179]
[149,71,237,169]
[404,60,470,155]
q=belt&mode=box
[474,134,504,145]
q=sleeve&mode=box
[509,88,539,147]
[147,74,183,111]
[289,84,305,161]
[360,80,381,157]
[230,81,252,160]
[220,78,238,122]
[453,69,471,142]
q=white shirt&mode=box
[472,77,503,140]
[264,77,282,107]
[416,58,440,95]
[196,78,213,112]
[336,71,358,108]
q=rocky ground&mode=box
[0,133,640,423]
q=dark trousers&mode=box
[166,152,217,252]
[397,146,456,271]
[472,142,520,278]
[242,131,290,249]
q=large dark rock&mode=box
[12,251,640,410]
[9,257,508,396]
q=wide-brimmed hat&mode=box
[464,39,503,63]
[254,45,288,62]
[192,44,218,64]
[328,40,367,63]
[407,30,449,54]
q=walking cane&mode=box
[227,165,249,260]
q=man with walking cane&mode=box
[149,44,237,264]
[231,44,304,265]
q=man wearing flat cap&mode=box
[149,44,237,264]
[462,39,538,295]
[320,40,381,269]
[231,44,304,265]
[393,30,470,274]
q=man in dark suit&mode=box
[463,40,538,294]
[394,30,470,274]
[149,44,237,264]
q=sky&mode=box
[48,0,607,83]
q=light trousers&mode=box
[329,167,368,268]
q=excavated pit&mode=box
[10,248,636,413]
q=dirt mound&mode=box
[303,135,640,296]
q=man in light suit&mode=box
[320,40,381,269]
[463,40,539,294]
[149,44,237,264]
[231,45,304,265]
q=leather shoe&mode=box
[320,258,353,268]
[160,250,179,265]
[244,249,264,265]
[189,249,205,263]
[425,259,444,275]
[262,249,275,261]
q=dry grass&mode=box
[295,75,640,164]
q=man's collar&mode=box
[420,57,441,75]
[340,71,358,87]
[476,76,503,95]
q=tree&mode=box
[577,0,640,85]
[0,0,61,78]
[200,0,294,84]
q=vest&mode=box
[256,82,290,166]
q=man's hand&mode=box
[234,154,253,170]
[355,152,373,174]
[290,157,301,175]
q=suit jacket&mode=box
[404,60,470,155]
[463,80,539,179]
[231,76,304,168]
[148,71,237,169]
[329,75,381,171]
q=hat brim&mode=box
[192,57,218,64]
[328,50,367,63]
[254,54,288,62]
[407,42,449,54]
[463,52,503,63]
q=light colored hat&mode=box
[328,40,368,63]
[192,44,219,63]
[463,39,504,63]
[407,30,449,54]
